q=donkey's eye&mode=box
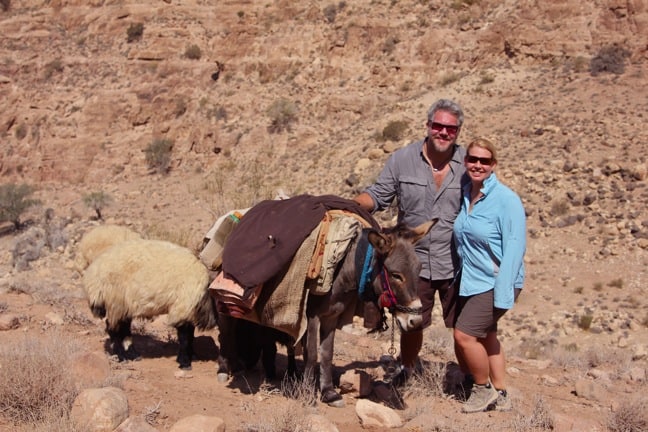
[390,272,404,283]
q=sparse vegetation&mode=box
[0,333,81,424]
[82,190,112,220]
[590,43,630,76]
[577,314,594,330]
[184,44,202,60]
[267,98,298,133]
[511,395,555,430]
[43,59,63,79]
[323,4,337,23]
[126,22,144,43]
[15,123,27,140]
[382,120,408,141]
[406,361,447,398]
[607,278,624,289]
[144,138,174,174]
[550,199,569,216]
[0,183,40,230]
[607,397,648,432]
[439,72,462,86]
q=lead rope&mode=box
[388,314,396,356]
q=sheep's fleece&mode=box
[75,224,142,270]
[83,239,210,328]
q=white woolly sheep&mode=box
[82,239,218,369]
[75,224,142,271]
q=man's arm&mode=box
[353,192,375,213]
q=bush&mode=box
[267,98,298,133]
[144,138,174,174]
[126,22,144,43]
[0,183,40,230]
[382,120,408,141]
[184,44,202,60]
[323,4,337,23]
[0,333,81,424]
[82,190,112,220]
[590,44,630,76]
[607,398,648,432]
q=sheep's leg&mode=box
[176,322,195,370]
[106,318,136,361]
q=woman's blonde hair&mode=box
[467,137,497,162]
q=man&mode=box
[354,99,467,383]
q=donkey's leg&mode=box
[216,314,242,382]
[318,316,344,407]
[303,315,320,386]
[176,322,195,370]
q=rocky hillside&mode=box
[1,1,647,431]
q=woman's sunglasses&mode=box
[465,155,494,166]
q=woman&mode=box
[453,138,526,413]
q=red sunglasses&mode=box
[428,122,459,135]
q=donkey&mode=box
[303,220,436,406]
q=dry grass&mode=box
[510,395,554,431]
[607,397,648,432]
[0,332,82,427]
[239,391,315,432]
[280,371,318,407]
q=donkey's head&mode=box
[368,219,437,332]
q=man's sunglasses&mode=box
[465,155,494,166]
[428,122,459,135]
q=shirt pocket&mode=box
[398,176,428,214]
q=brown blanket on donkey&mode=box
[210,195,378,341]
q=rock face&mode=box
[0,1,647,432]
[1,1,646,185]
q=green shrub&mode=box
[578,314,594,330]
[608,278,624,289]
[82,191,112,220]
[382,120,408,141]
[267,98,298,133]
[0,183,40,230]
[550,199,570,216]
[15,123,28,140]
[43,59,63,80]
[144,138,174,174]
[323,4,337,23]
[439,72,462,87]
[127,23,144,43]
[590,44,630,76]
[184,44,202,60]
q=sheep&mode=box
[75,224,142,271]
[82,238,218,370]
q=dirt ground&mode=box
[1,0,647,430]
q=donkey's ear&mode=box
[367,230,393,255]
[408,219,437,244]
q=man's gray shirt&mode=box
[364,140,466,280]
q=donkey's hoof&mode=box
[217,372,229,383]
[322,389,345,408]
